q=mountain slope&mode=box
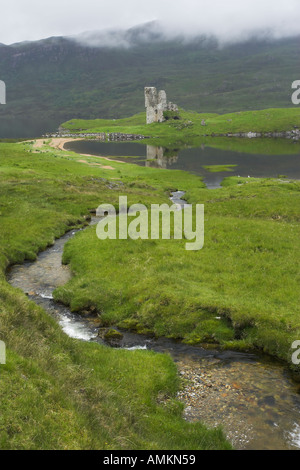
[0,23,299,137]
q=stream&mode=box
[6,192,300,450]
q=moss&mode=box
[104,329,124,340]
[203,164,237,173]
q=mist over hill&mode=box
[0,22,299,138]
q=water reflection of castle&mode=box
[146,146,178,169]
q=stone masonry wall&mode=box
[145,87,178,124]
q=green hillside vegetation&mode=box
[0,31,299,137]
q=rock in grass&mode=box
[98,328,124,346]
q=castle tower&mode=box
[145,87,178,124]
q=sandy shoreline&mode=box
[28,137,120,170]
[31,137,82,150]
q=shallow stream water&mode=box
[6,192,300,450]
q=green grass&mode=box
[0,141,231,450]
[53,166,300,369]
[2,136,300,450]
[62,108,300,142]
[203,165,237,173]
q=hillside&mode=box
[0,22,299,138]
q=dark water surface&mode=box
[0,116,59,139]
[64,140,300,188]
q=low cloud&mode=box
[1,0,300,45]
[71,22,166,49]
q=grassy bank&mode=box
[54,174,300,369]
[61,108,300,142]
[0,141,232,450]
[30,137,300,372]
[1,135,300,449]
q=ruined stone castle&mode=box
[144,87,178,124]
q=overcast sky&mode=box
[1,0,300,45]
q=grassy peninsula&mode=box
[61,108,300,143]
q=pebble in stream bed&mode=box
[176,358,300,450]
[177,359,254,448]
